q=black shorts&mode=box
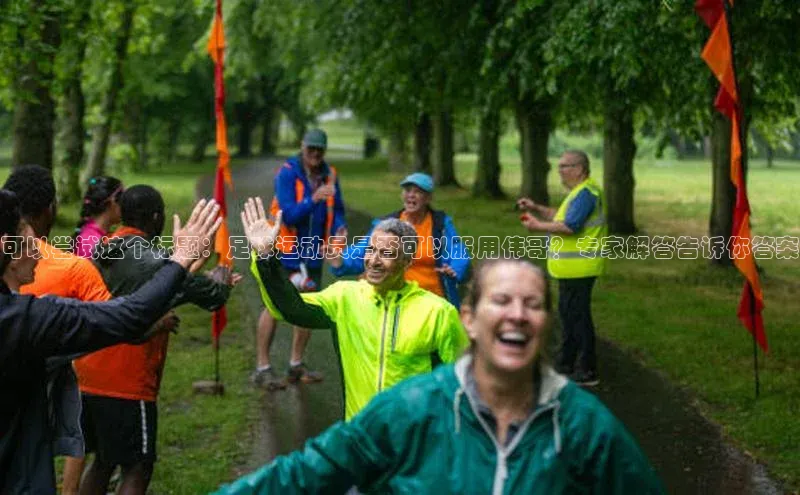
[82,394,157,465]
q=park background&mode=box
[1,0,799,492]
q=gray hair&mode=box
[373,218,418,262]
[564,149,590,174]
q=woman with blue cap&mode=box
[329,172,470,307]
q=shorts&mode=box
[82,394,157,465]
[280,264,323,293]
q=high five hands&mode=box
[240,197,282,257]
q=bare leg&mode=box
[78,458,114,495]
[256,308,278,368]
[117,461,154,495]
[290,327,311,364]
[288,327,323,383]
[62,456,85,494]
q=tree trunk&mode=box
[709,111,734,266]
[11,0,61,170]
[191,124,210,163]
[473,106,504,198]
[260,104,278,156]
[84,0,136,180]
[413,113,432,173]
[432,110,457,186]
[166,116,181,163]
[58,0,91,201]
[603,102,637,235]
[235,103,255,157]
[387,128,409,173]
[515,97,551,204]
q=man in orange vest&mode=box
[252,128,347,389]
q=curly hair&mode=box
[2,165,56,219]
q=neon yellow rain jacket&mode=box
[251,256,469,419]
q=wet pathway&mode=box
[198,158,785,494]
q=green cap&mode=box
[302,129,328,150]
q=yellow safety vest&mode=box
[547,177,607,279]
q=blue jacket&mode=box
[330,209,470,308]
[273,155,346,270]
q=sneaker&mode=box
[572,370,600,387]
[250,367,287,390]
[287,363,324,384]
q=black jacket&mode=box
[0,262,186,494]
[93,235,230,311]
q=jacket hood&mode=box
[450,354,568,457]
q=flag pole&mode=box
[750,284,760,398]
[722,0,761,399]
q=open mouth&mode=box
[496,331,530,348]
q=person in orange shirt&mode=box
[4,165,120,494]
[329,173,470,308]
[75,185,240,495]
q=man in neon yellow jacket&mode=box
[518,150,607,387]
[243,197,469,420]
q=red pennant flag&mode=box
[696,0,767,352]
[208,0,233,346]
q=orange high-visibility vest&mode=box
[270,166,337,254]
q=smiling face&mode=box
[302,145,325,169]
[363,230,410,291]
[462,261,550,375]
[401,185,432,216]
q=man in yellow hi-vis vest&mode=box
[517,150,607,387]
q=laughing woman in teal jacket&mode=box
[214,257,664,495]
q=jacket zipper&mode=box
[377,305,389,391]
[460,388,557,495]
[390,306,400,352]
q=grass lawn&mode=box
[326,149,800,489]
[1,160,258,494]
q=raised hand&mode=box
[240,197,281,257]
[170,199,222,269]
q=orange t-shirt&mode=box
[400,211,444,297]
[73,226,169,402]
[20,239,111,302]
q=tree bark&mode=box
[235,103,255,157]
[190,125,210,163]
[166,116,181,163]
[432,110,457,186]
[413,113,432,173]
[514,96,551,204]
[260,104,278,156]
[603,101,637,235]
[84,0,136,180]
[387,127,409,173]
[473,106,504,198]
[11,0,61,170]
[58,0,91,200]
[709,111,734,266]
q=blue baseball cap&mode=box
[399,172,434,193]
